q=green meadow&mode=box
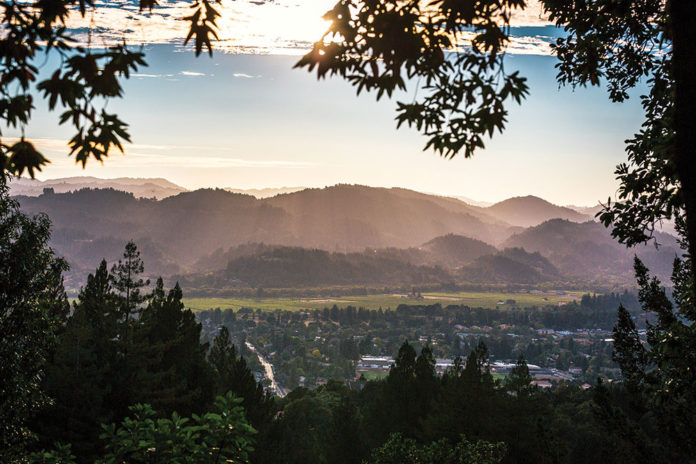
[183,290,584,313]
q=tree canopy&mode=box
[0,0,222,178]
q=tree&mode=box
[611,254,696,461]
[32,392,256,464]
[506,354,532,396]
[134,278,215,417]
[0,0,222,178]
[37,260,121,462]
[365,433,506,464]
[540,0,696,279]
[110,241,150,337]
[0,177,69,462]
[295,0,528,158]
[327,396,367,464]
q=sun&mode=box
[216,0,334,54]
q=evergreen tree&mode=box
[134,278,215,417]
[110,241,150,348]
[327,396,366,464]
[611,251,696,461]
[414,345,437,434]
[0,178,69,462]
[506,355,532,396]
[108,241,151,417]
[38,260,120,462]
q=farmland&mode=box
[183,290,584,312]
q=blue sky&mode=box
[13,1,647,206]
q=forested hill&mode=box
[15,185,516,271]
[503,219,681,280]
[179,246,454,288]
[181,243,563,289]
[14,185,681,288]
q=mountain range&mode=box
[8,176,187,200]
[11,177,681,291]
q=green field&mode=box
[183,290,584,312]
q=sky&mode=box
[10,0,648,206]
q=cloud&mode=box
[132,73,166,78]
[232,73,257,78]
[180,71,206,76]
[510,1,553,27]
[3,137,314,170]
[453,31,553,56]
[60,0,555,56]
[506,35,553,56]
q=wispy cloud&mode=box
[3,137,314,170]
[180,71,206,76]
[505,35,553,55]
[61,0,555,56]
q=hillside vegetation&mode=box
[14,183,680,290]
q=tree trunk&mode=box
[671,0,696,280]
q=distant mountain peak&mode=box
[9,176,188,200]
[485,195,591,227]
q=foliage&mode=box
[31,393,256,464]
[541,0,681,247]
[36,243,219,461]
[611,253,696,461]
[0,0,222,178]
[506,354,532,396]
[110,241,150,333]
[366,433,506,464]
[96,392,255,464]
[0,178,69,461]
[37,260,121,461]
[133,278,215,417]
[296,0,528,158]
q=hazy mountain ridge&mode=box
[484,195,592,227]
[503,219,680,280]
[459,248,560,284]
[419,234,498,268]
[15,185,517,276]
[8,176,188,200]
[180,246,454,288]
[224,186,307,198]
[13,181,681,289]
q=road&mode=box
[245,341,286,397]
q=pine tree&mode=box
[38,260,120,462]
[506,355,532,396]
[110,241,150,348]
[108,241,151,418]
[134,279,215,417]
[611,305,647,394]
[610,252,696,461]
